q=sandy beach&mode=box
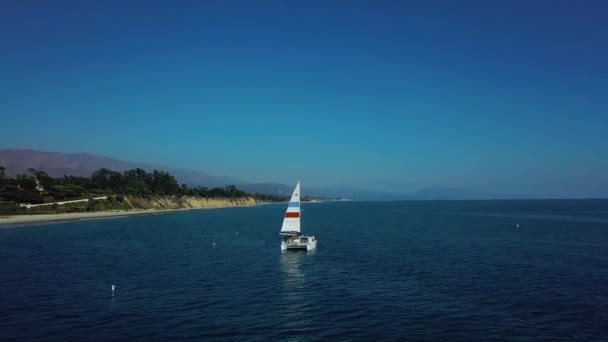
[0,209,190,226]
[0,203,263,227]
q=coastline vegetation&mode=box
[0,167,289,215]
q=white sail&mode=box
[280,181,301,235]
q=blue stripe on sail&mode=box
[288,202,300,207]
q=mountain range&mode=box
[0,149,239,188]
[0,148,523,200]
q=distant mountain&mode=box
[0,149,525,200]
[170,168,241,189]
[239,183,525,201]
[0,149,240,188]
[238,183,409,200]
[405,186,525,200]
[306,186,407,200]
[238,183,295,196]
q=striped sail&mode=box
[280,181,301,235]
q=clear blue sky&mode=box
[1,1,607,197]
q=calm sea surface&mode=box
[1,200,607,341]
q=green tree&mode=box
[225,185,238,198]
[197,186,209,198]
[125,180,150,196]
[180,183,189,197]
[16,174,36,191]
[149,170,179,195]
[87,199,98,211]
[0,166,5,188]
[27,168,37,178]
[35,170,54,190]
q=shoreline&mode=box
[0,205,258,228]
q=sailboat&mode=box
[280,181,317,251]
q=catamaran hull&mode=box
[281,238,317,251]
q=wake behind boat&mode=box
[280,181,317,251]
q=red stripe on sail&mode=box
[285,212,300,218]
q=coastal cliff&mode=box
[0,196,261,225]
[0,195,259,216]
[0,166,281,217]
[122,196,258,210]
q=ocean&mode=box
[1,200,607,341]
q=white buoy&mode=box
[111,284,115,296]
[213,242,216,247]
[516,223,519,228]
[236,231,239,235]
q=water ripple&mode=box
[1,201,607,340]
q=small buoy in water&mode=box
[516,223,519,228]
[112,284,115,295]
[236,231,239,235]
[213,242,216,247]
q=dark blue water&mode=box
[1,200,607,341]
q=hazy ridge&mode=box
[1,149,526,200]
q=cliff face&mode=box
[122,196,258,210]
[0,196,260,215]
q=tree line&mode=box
[0,166,289,205]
